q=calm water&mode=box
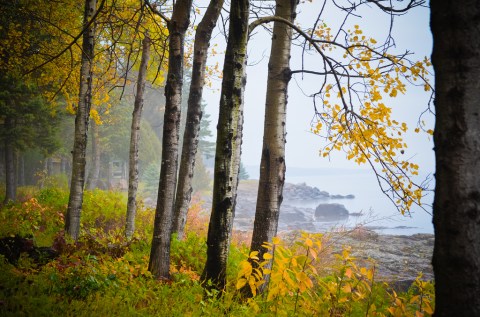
[247,166,434,235]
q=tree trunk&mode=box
[431,1,480,315]
[65,0,97,241]
[248,0,297,294]
[86,121,100,190]
[149,0,193,279]
[172,0,224,240]
[4,116,16,204]
[126,34,151,239]
[201,0,249,292]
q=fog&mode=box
[202,1,434,232]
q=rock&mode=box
[200,179,353,231]
[315,203,349,221]
[283,182,329,200]
[0,235,58,265]
[330,194,355,199]
[329,233,434,282]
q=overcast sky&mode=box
[202,1,434,173]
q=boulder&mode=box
[315,203,349,221]
[283,182,329,200]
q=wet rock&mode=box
[315,203,349,221]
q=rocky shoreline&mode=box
[329,232,433,283]
[200,180,433,284]
[227,180,359,232]
[280,230,434,291]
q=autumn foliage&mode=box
[0,188,433,316]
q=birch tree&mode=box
[65,0,98,240]
[248,0,298,280]
[86,121,100,190]
[201,0,250,291]
[172,0,224,239]
[148,0,193,279]
[126,34,151,239]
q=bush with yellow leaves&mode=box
[236,233,434,316]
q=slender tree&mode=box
[201,0,250,291]
[86,121,100,190]
[431,1,480,315]
[172,0,224,239]
[248,0,297,292]
[149,0,193,279]
[65,0,98,240]
[126,34,151,239]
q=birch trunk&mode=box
[431,1,480,315]
[172,0,224,239]
[65,0,97,241]
[249,0,297,279]
[126,34,151,239]
[149,0,193,279]
[201,0,249,291]
[86,121,100,190]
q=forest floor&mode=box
[0,186,435,316]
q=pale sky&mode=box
[202,1,434,173]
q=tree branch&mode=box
[25,0,107,75]
[144,0,170,25]
[366,0,426,14]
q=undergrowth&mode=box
[0,187,434,316]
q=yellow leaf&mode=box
[272,237,281,245]
[410,295,420,304]
[309,248,317,260]
[236,278,247,290]
[424,303,434,315]
[237,261,252,278]
[305,238,313,247]
[263,253,273,260]
[342,284,352,293]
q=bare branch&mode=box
[144,0,170,24]
[366,0,426,14]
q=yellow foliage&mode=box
[235,233,434,316]
[310,25,433,215]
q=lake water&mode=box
[246,166,434,235]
